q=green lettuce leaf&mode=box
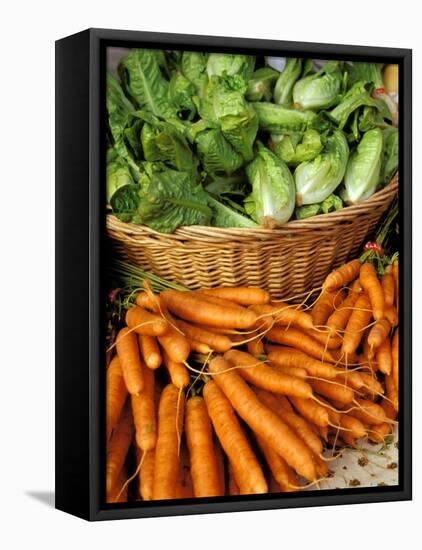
[168,70,197,120]
[195,129,244,174]
[206,53,255,82]
[180,51,209,97]
[246,67,279,101]
[295,130,349,205]
[274,129,323,166]
[341,127,383,204]
[295,193,343,219]
[254,102,318,134]
[118,49,175,119]
[293,62,343,110]
[274,58,302,106]
[245,143,296,227]
[207,195,257,228]
[381,127,398,185]
[348,62,384,89]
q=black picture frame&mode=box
[55,28,412,521]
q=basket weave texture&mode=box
[107,174,398,299]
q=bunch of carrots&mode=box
[106,256,399,502]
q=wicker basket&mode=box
[107,174,398,299]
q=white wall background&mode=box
[0,1,419,548]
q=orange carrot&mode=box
[131,366,156,451]
[289,396,330,428]
[161,290,257,329]
[158,328,190,365]
[368,422,392,443]
[393,259,399,312]
[175,319,232,353]
[392,329,399,391]
[256,435,298,492]
[257,390,323,456]
[256,302,314,331]
[139,449,155,500]
[342,293,373,356]
[209,357,317,481]
[185,396,223,498]
[326,281,361,333]
[368,319,391,350]
[224,349,313,399]
[267,346,339,379]
[360,262,385,321]
[107,466,128,503]
[384,306,398,327]
[199,286,270,305]
[175,443,194,499]
[188,339,212,354]
[126,306,169,336]
[106,356,127,441]
[309,379,355,405]
[385,374,398,412]
[338,415,367,439]
[135,291,156,309]
[247,336,265,357]
[152,384,185,500]
[138,334,162,370]
[381,398,398,421]
[228,461,240,495]
[213,437,226,496]
[359,372,384,398]
[323,259,361,291]
[267,327,336,363]
[193,292,247,310]
[307,328,342,350]
[116,327,144,395]
[106,402,134,494]
[312,289,346,327]
[375,338,393,374]
[203,380,268,494]
[349,398,387,425]
[382,265,395,308]
[162,350,190,389]
[337,371,365,391]
[272,362,308,379]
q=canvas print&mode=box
[104,47,399,504]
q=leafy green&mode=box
[295,193,343,219]
[341,128,383,204]
[118,49,175,119]
[180,52,209,97]
[168,70,197,119]
[348,62,384,89]
[207,195,257,228]
[274,58,302,106]
[246,67,279,101]
[381,127,399,185]
[293,62,343,110]
[245,143,295,227]
[195,129,244,174]
[107,155,142,222]
[207,53,255,82]
[273,129,323,166]
[254,102,318,134]
[134,165,212,232]
[295,130,349,205]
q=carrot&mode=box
[209,357,317,481]
[107,466,128,503]
[198,286,270,306]
[203,380,268,494]
[312,289,346,327]
[267,327,336,363]
[106,402,134,494]
[326,282,361,333]
[375,337,392,375]
[368,422,392,443]
[359,372,384,398]
[264,301,314,330]
[135,291,156,309]
[307,328,342,350]
[349,398,387,425]
[381,398,398,421]
[158,328,190,365]
[139,449,155,500]
[152,384,185,500]
[193,292,248,310]
[138,334,162,370]
[382,265,395,308]
[384,305,398,327]
[267,346,339,379]
[188,339,212,354]
[125,306,169,336]
[176,443,194,499]
[269,475,282,493]
[161,289,257,329]
[224,349,313,399]
[338,415,367,439]
[131,366,156,451]
[175,319,232,353]
[289,396,330,428]
[162,350,190,389]
[186,396,223,497]
[360,262,385,321]
[116,327,144,395]
[272,362,308,380]
[228,461,240,495]
[337,371,365,391]
[385,374,399,412]
[247,336,265,357]
[393,259,399,312]
[342,293,373,356]
[323,259,361,291]
[257,390,323,456]
[256,435,298,492]
[309,379,355,405]
[392,329,399,391]
[106,356,127,441]
[368,319,391,350]
[213,437,226,496]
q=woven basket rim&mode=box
[107,172,398,241]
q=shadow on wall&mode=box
[25,491,55,508]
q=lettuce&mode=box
[254,102,318,134]
[207,53,255,82]
[274,58,302,106]
[381,127,398,185]
[245,143,295,227]
[273,129,323,166]
[207,195,257,228]
[341,128,383,204]
[246,67,279,102]
[293,62,343,110]
[295,193,343,219]
[168,71,197,120]
[295,130,349,205]
[180,51,209,97]
[195,129,243,175]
